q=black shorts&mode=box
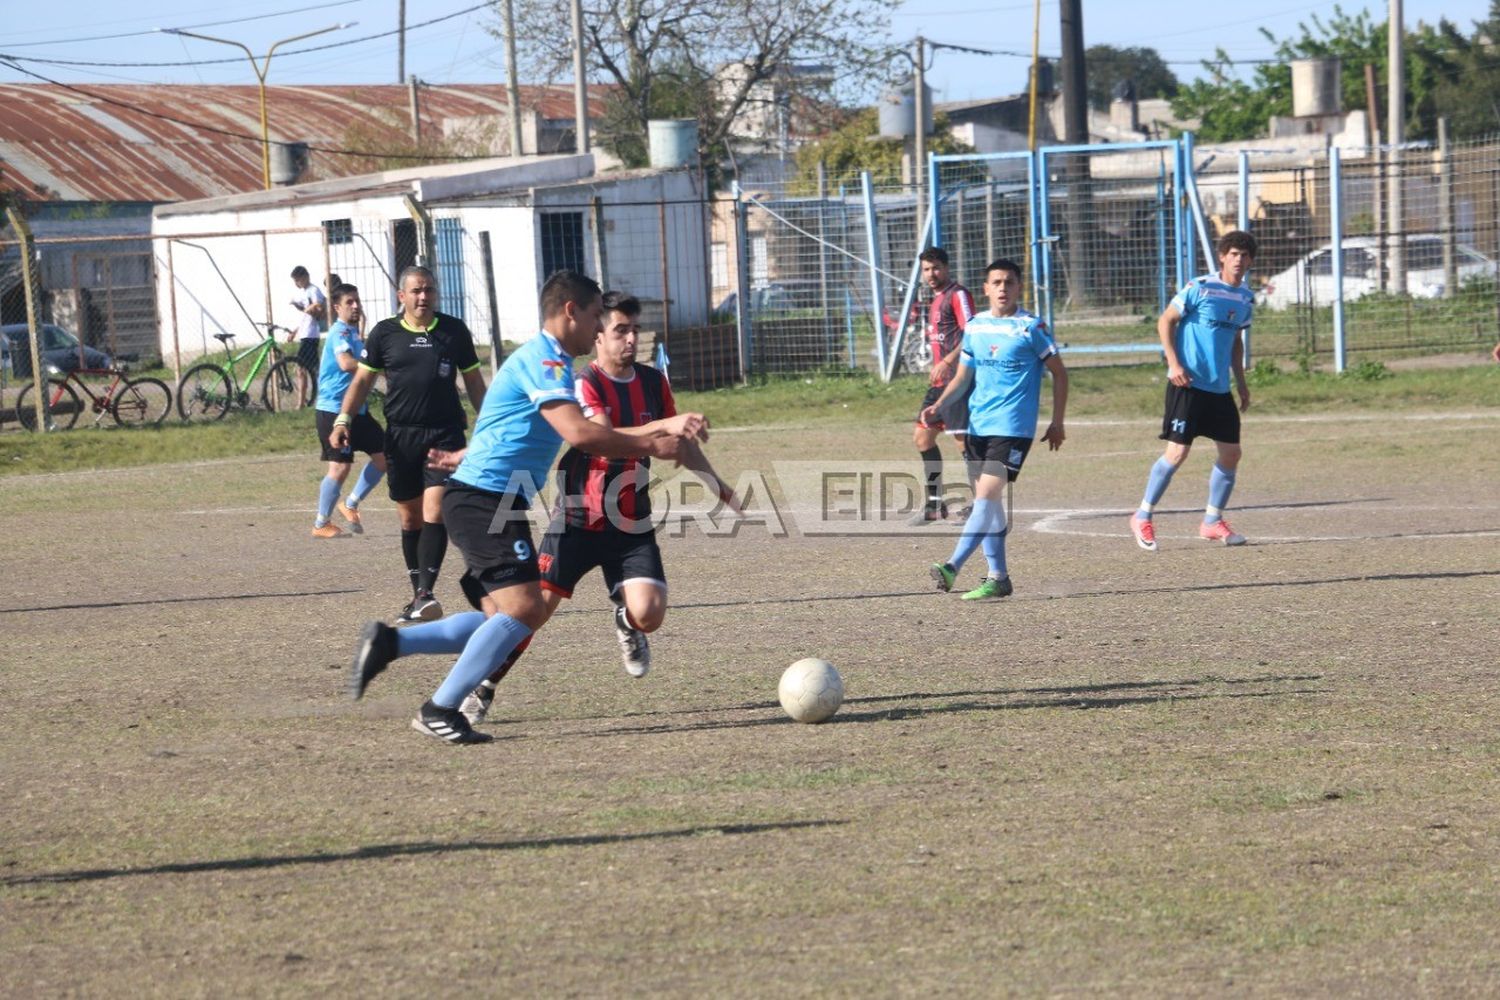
[296,338,321,372]
[443,483,539,608]
[538,515,666,599]
[917,381,972,435]
[316,409,384,462]
[1161,384,1240,445]
[963,434,1033,482]
[384,424,466,502]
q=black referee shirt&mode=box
[359,312,481,428]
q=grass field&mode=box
[3,367,1500,995]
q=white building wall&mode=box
[151,193,410,365]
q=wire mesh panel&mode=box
[740,190,873,377]
[1339,139,1500,359]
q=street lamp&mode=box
[159,23,356,190]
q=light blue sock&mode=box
[1204,464,1237,524]
[981,522,1009,578]
[315,476,340,527]
[394,612,486,657]
[348,462,383,507]
[947,497,1001,573]
[432,613,533,708]
[1138,457,1177,519]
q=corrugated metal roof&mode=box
[0,83,610,203]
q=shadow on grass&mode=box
[1,818,844,887]
[0,588,363,615]
[578,673,1326,737]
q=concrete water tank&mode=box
[878,82,933,138]
[1291,58,1342,118]
[647,119,699,169]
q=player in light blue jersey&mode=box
[922,259,1068,600]
[1129,230,1257,551]
[310,284,385,538]
[345,270,707,744]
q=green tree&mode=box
[789,108,974,193]
[1427,0,1500,137]
[498,0,898,171]
[1171,6,1451,141]
[1085,45,1178,110]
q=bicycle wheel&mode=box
[16,378,81,431]
[262,357,316,413]
[111,377,172,426]
[177,364,233,421]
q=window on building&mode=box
[539,212,586,279]
[323,218,353,245]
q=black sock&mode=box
[920,446,943,504]
[400,528,422,596]
[415,521,448,594]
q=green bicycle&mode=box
[176,323,316,421]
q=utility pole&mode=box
[1387,0,1406,294]
[571,0,590,154]
[504,0,523,156]
[1058,0,1092,304]
[397,0,406,84]
[914,36,927,243]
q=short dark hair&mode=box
[601,291,641,318]
[918,247,950,266]
[290,265,310,280]
[1216,230,1258,259]
[398,265,436,290]
[540,270,601,319]
[986,258,1023,282]
[330,283,358,304]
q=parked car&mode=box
[1,323,113,378]
[1257,235,1496,309]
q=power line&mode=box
[0,2,491,70]
[2,1,361,49]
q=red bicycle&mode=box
[17,364,173,431]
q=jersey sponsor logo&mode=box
[413,336,431,346]
[542,359,569,380]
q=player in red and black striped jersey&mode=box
[458,292,683,725]
[910,247,976,524]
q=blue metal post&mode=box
[860,171,889,379]
[1038,149,1055,330]
[1329,147,1346,373]
[1239,151,1252,367]
[1172,138,1186,290]
[928,154,942,249]
[1156,157,1168,311]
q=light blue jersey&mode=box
[450,331,576,499]
[959,308,1058,438]
[315,320,365,414]
[1170,274,1254,394]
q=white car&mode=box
[1257,235,1495,309]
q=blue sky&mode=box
[1,0,1491,103]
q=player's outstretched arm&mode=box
[1042,354,1068,450]
[605,411,709,443]
[542,400,685,461]
[427,447,466,471]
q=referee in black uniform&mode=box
[331,265,486,622]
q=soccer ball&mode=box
[778,658,844,724]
